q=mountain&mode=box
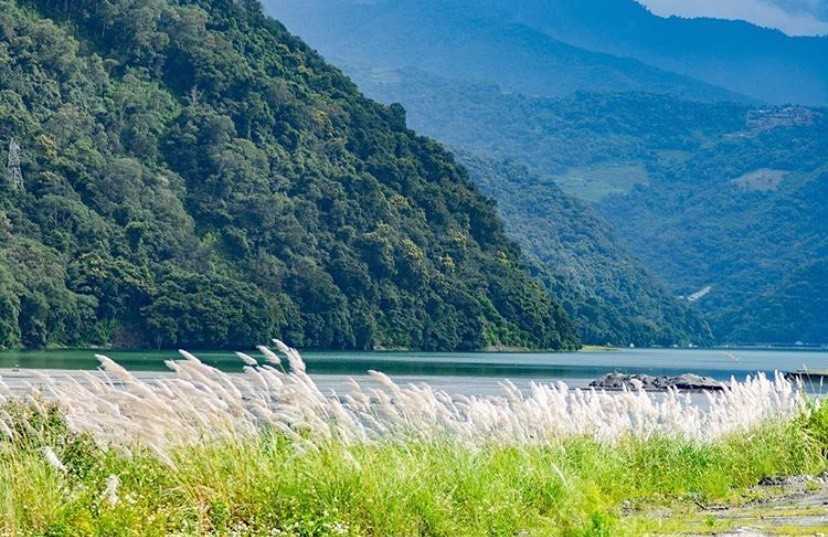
[460,155,713,347]
[490,0,828,105]
[264,0,747,103]
[601,110,828,344]
[269,0,828,106]
[329,66,828,344]
[325,67,714,345]
[0,0,578,351]
[347,67,746,200]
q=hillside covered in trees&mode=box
[0,0,579,351]
[343,66,828,345]
[462,156,712,347]
[603,113,828,345]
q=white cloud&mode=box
[637,0,828,36]
[771,0,828,19]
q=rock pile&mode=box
[590,372,725,392]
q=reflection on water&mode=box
[1,348,827,382]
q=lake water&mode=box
[2,347,827,396]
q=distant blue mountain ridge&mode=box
[266,0,828,105]
[265,0,751,103]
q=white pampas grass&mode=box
[257,345,282,367]
[273,339,304,373]
[7,342,806,461]
[42,447,66,473]
[236,353,259,367]
[0,407,14,441]
[102,475,120,507]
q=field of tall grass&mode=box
[1,341,827,536]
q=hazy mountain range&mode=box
[267,0,828,105]
[265,0,748,102]
[266,0,828,345]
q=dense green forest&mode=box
[344,66,828,344]
[348,67,747,195]
[0,0,579,351]
[336,67,715,346]
[462,156,713,346]
[604,122,828,344]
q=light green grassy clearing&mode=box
[552,162,650,203]
[1,400,826,536]
[578,345,620,352]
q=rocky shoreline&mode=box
[590,372,725,392]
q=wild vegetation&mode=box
[349,70,747,186]
[343,68,718,346]
[1,342,826,535]
[0,0,577,351]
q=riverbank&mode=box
[1,344,827,535]
[640,474,828,536]
[2,401,826,536]
[580,344,620,352]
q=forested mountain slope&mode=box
[603,121,828,344]
[349,67,747,200]
[331,67,714,346]
[346,66,828,344]
[461,156,712,347]
[265,0,745,103]
[0,0,578,351]
[263,1,828,345]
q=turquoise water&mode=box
[2,347,827,381]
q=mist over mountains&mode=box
[268,0,828,105]
[639,0,828,37]
[266,0,748,103]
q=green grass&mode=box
[1,400,826,536]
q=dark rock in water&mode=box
[669,373,724,391]
[589,372,725,392]
[588,372,648,391]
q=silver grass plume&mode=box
[4,343,807,463]
[236,353,259,367]
[102,475,120,507]
[42,447,66,473]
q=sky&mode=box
[637,0,828,36]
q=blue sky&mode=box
[638,0,828,35]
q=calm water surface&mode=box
[2,347,827,395]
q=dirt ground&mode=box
[631,475,828,536]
